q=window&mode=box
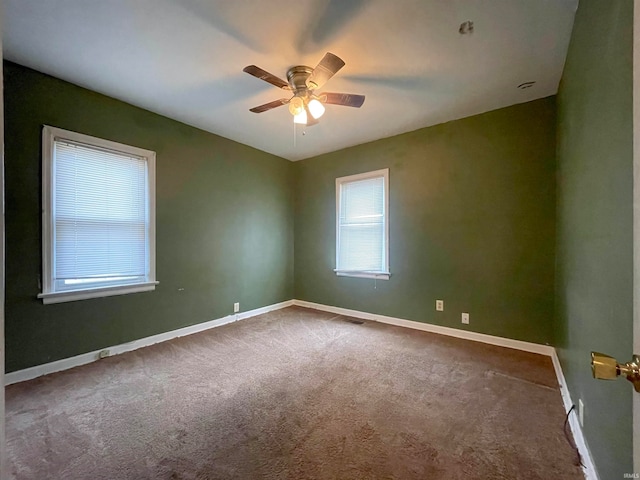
[39,126,157,304]
[335,168,390,279]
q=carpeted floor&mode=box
[6,306,583,479]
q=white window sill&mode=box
[38,281,159,304]
[335,271,390,280]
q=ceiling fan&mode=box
[243,52,365,126]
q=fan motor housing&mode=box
[286,66,313,95]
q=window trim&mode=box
[335,168,390,280]
[38,125,158,304]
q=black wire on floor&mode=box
[564,404,585,468]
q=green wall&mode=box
[555,0,634,477]
[4,61,294,372]
[294,98,557,345]
[5,3,634,473]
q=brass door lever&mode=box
[591,352,640,392]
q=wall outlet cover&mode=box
[233,302,240,313]
[436,300,444,311]
[461,312,470,324]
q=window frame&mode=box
[335,168,390,280]
[38,125,158,304]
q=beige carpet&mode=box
[6,306,583,479]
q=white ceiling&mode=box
[3,0,578,161]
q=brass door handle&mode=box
[591,352,640,392]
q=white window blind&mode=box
[336,169,389,278]
[39,126,157,304]
[54,140,148,290]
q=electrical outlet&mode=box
[461,313,470,324]
[98,349,110,359]
[233,302,240,313]
[578,399,584,427]
[435,300,444,311]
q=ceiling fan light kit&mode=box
[243,52,365,127]
[293,109,307,125]
[288,96,305,116]
[307,98,325,119]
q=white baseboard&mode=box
[4,299,294,386]
[293,299,598,480]
[551,351,600,480]
[293,299,555,355]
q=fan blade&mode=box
[249,98,289,113]
[243,65,290,90]
[306,52,345,90]
[321,92,365,108]
[304,105,319,126]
